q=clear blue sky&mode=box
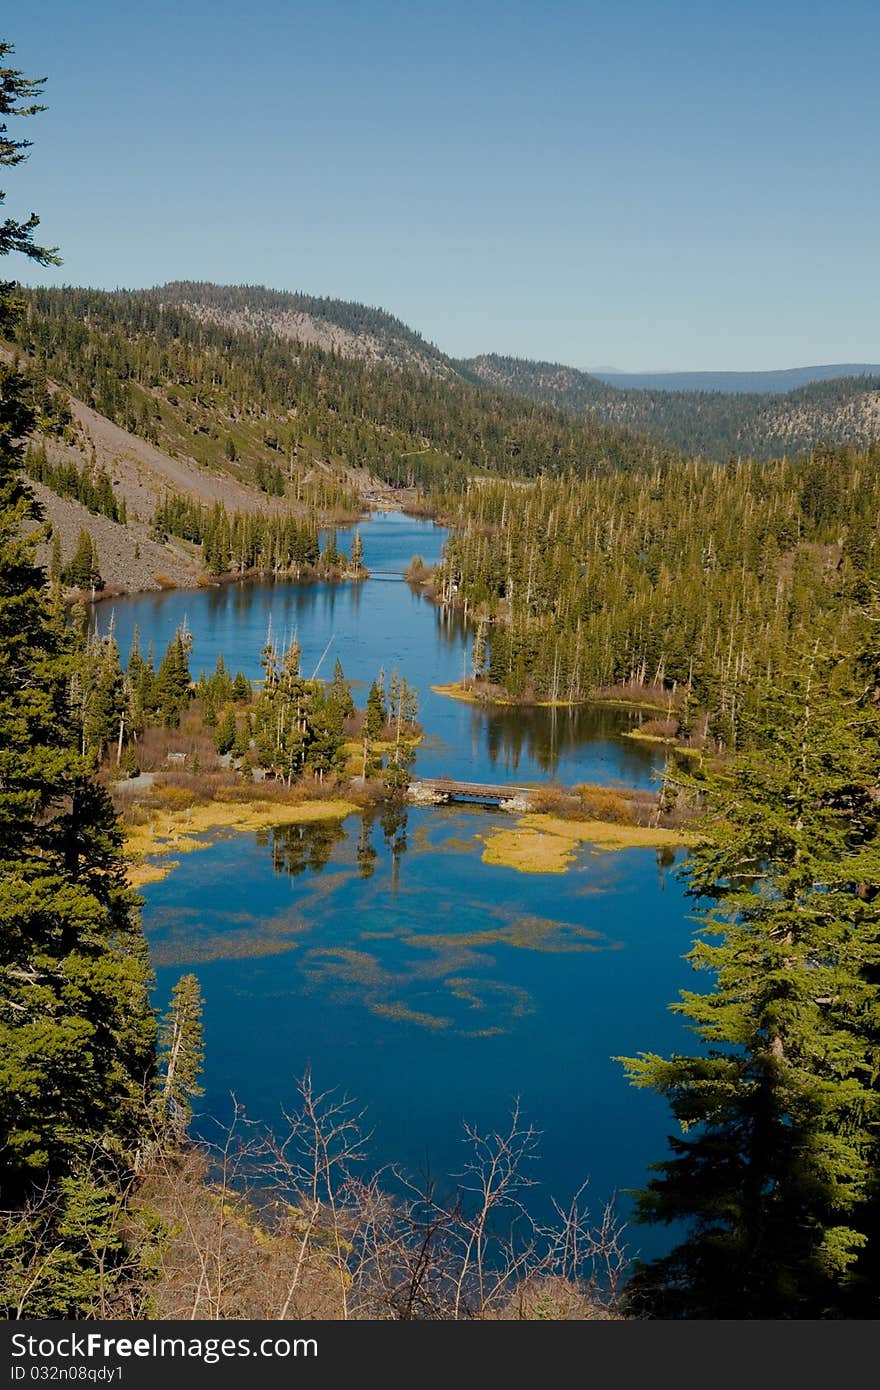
[6,0,880,370]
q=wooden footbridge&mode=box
[408,778,533,806]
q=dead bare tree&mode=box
[4,1078,628,1321]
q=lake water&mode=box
[97,512,698,1256]
[97,511,664,790]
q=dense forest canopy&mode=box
[430,443,880,736]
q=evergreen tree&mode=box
[157,974,204,1132]
[0,55,155,1315]
[63,527,100,590]
[364,677,386,739]
[351,528,364,575]
[327,657,354,721]
[385,674,419,791]
[232,670,251,702]
[322,529,339,568]
[620,645,880,1318]
[128,629,155,718]
[153,626,192,727]
[472,617,488,680]
[362,675,387,777]
[75,623,125,763]
[214,704,236,755]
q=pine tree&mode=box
[232,670,251,702]
[472,617,488,681]
[63,527,99,590]
[351,528,364,575]
[157,974,204,1132]
[364,677,386,739]
[385,675,419,791]
[327,657,354,721]
[214,704,237,755]
[76,624,125,763]
[362,676,387,777]
[620,644,880,1318]
[154,626,192,727]
[0,50,155,1266]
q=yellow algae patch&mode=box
[480,826,576,873]
[128,860,178,890]
[371,1002,452,1030]
[479,812,691,874]
[125,797,359,886]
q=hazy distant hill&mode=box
[590,364,880,394]
[463,354,880,459]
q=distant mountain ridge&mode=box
[589,365,880,394]
[461,353,880,459]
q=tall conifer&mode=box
[0,50,155,1310]
[621,643,880,1317]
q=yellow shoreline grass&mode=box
[622,730,704,757]
[480,812,692,874]
[126,797,359,886]
[432,681,672,713]
[128,860,178,889]
[431,681,580,709]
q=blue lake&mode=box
[97,511,664,791]
[100,512,699,1257]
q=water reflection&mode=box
[480,702,651,781]
[259,819,348,878]
[356,811,378,879]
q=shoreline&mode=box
[123,776,691,889]
[124,794,361,888]
[622,729,705,758]
[66,498,434,604]
[479,812,693,874]
[80,560,371,606]
[431,679,676,716]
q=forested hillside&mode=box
[146,279,454,375]
[464,353,880,460]
[15,287,879,486]
[432,443,879,742]
[14,287,677,494]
